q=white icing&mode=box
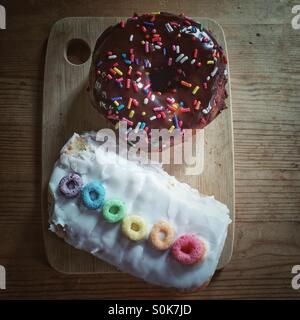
[49,132,231,289]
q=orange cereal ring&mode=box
[149,220,174,250]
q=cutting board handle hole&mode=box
[65,38,91,65]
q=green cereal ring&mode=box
[122,215,148,241]
[102,199,126,223]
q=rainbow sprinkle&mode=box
[181,81,192,88]
[192,86,200,95]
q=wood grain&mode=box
[42,17,234,274]
[0,0,299,299]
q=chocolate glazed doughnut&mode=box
[88,12,228,146]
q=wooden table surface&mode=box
[0,0,299,299]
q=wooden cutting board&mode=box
[42,17,235,274]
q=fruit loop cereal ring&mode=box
[82,181,105,209]
[172,234,206,265]
[122,215,148,241]
[149,220,174,250]
[59,173,83,198]
[102,199,126,223]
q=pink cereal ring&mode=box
[171,234,206,265]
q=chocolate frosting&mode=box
[89,12,228,137]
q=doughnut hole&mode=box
[149,66,178,93]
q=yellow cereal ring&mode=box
[149,220,175,250]
[122,215,148,241]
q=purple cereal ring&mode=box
[171,234,206,265]
[59,173,83,198]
